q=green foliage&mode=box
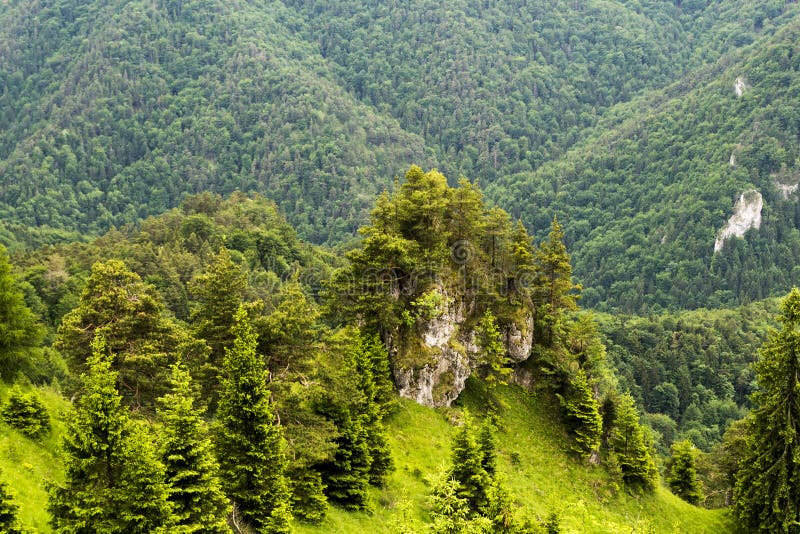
[0,244,44,382]
[733,288,800,532]
[48,336,173,533]
[533,216,580,347]
[215,307,292,533]
[0,388,50,439]
[157,365,230,533]
[476,310,511,387]
[55,259,183,410]
[559,369,602,459]
[599,301,774,451]
[666,440,703,505]
[605,393,659,491]
[0,469,22,534]
[189,247,246,373]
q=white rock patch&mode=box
[734,77,747,98]
[714,190,763,253]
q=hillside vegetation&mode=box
[3,0,800,315]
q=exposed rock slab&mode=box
[714,190,763,253]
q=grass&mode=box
[0,381,67,533]
[0,379,735,533]
[295,381,736,533]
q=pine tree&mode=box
[533,215,580,347]
[560,368,602,459]
[475,310,511,387]
[449,416,491,513]
[48,336,173,533]
[350,332,393,487]
[55,259,181,409]
[606,393,658,490]
[0,469,22,534]
[215,306,292,533]
[667,440,703,505]
[157,364,230,533]
[317,400,372,511]
[0,244,44,382]
[733,288,800,532]
[188,247,247,407]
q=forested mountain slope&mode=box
[490,19,800,312]
[2,0,797,258]
[0,0,429,247]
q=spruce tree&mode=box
[606,393,658,490]
[48,336,173,533]
[157,364,230,533]
[55,259,181,409]
[188,248,247,407]
[317,400,372,510]
[350,332,393,487]
[667,440,703,505]
[0,244,44,382]
[533,215,580,346]
[0,469,22,534]
[734,288,800,532]
[215,306,292,533]
[449,416,491,513]
[560,368,602,459]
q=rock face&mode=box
[734,77,747,98]
[714,190,763,253]
[390,289,533,407]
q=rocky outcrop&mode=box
[714,190,763,253]
[390,289,533,407]
[734,77,747,98]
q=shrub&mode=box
[1,388,50,438]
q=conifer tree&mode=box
[48,336,173,533]
[449,416,491,513]
[475,310,511,387]
[215,306,292,533]
[157,364,230,533]
[55,259,181,409]
[318,403,372,510]
[560,368,602,459]
[350,332,393,487]
[0,469,22,534]
[734,288,800,532]
[606,393,658,490]
[0,244,44,382]
[667,440,703,505]
[188,248,247,405]
[533,215,580,346]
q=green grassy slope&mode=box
[0,383,67,533]
[296,383,734,533]
[0,380,735,533]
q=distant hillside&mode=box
[1,0,795,252]
[490,19,800,312]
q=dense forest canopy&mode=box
[2,0,800,310]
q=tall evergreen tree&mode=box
[48,336,173,533]
[606,393,658,490]
[449,416,491,513]
[0,469,22,534]
[733,288,800,532]
[349,331,393,487]
[189,248,246,364]
[55,259,181,409]
[188,247,247,406]
[157,364,230,533]
[667,440,703,505]
[215,306,292,533]
[533,216,580,347]
[0,244,44,382]
[560,368,602,460]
